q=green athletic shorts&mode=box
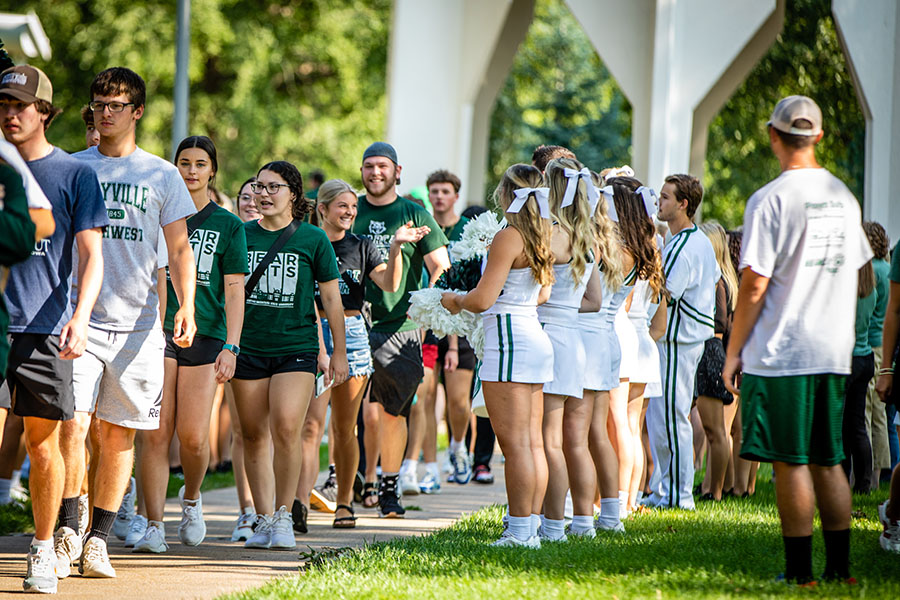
[740,373,846,466]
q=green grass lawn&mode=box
[222,468,900,600]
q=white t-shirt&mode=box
[739,168,873,376]
[663,225,720,344]
[0,138,50,209]
[73,146,195,331]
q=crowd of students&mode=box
[0,59,898,596]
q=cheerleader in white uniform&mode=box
[537,158,603,541]
[601,175,668,520]
[442,164,554,548]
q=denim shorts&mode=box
[321,314,374,378]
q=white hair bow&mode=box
[561,167,598,209]
[508,187,551,219]
[596,186,619,222]
[603,165,635,182]
[636,186,658,219]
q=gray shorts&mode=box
[73,326,165,430]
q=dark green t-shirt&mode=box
[165,204,249,341]
[0,165,37,380]
[441,215,469,255]
[891,242,900,284]
[352,195,448,333]
[241,220,340,356]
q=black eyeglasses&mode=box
[89,101,135,113]
[250,182,291,195]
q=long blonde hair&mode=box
[590,170,623,291]
[493,164,554,286]
[545,157,595,285]
[700,222,738,310]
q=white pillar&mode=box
[833,0,900,241]
[386,0,534,206]
[566,0,783,192]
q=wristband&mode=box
[223,343,240,356]
[879,367,894,375]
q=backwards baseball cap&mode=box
[362,141,398,165]
[0,65,53,104]
[767,95,822,136]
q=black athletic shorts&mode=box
[437,335,477,372]
[233,352,317,380]
[369,329,423,418]
[164,331,223,367]
[0,333,74,420]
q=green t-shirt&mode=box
[165,204,249,341]
[891,242,900,284]
[441,215,469,251]
[854,288,877,356]
[0,165,37,380]
[352,195,448,333]
[241,220,340,356]
[868,257,891,348]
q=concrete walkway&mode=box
[0,464,506,599]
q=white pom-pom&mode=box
[450,211,503,262]
[407,288,477,338]
[468,320,485,360]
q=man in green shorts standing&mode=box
[352,143,449,517]
[723,96,872,583]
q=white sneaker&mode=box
[231,507,255,542]
[244,515,272,549]
[270,506,296,550]
[178,487,206,546]
[124,514,148,548]
[79,537,116,578]
[53,526,82,579]
[566,525,596,539]
[537,526,567,543]
[24,543,57,593]
[77,494,90,537]
[133,521,168,554]
[595,519,626,533]
[399,470,420,496]
[113,477,136,540]
[878,500,900,553]
[491,530,541,548]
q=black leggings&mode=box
[842,353,874,492]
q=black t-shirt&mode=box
[315,233,384,312]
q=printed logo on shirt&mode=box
[803,200,850,275]
[246,250,298,307]
[100,181,150,214]
[107,208,125,220]
[189,228,220,286]
[32,238,50,257]
[368,221,386,235]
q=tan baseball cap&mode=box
[0,65,53,104]
[767,95,822,136]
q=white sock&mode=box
[449,438,463,454]
[30,537,52,548]
[530,514,541,537]
[600,498,621,527]
[508,516,531,541]
[618,491,629,518]
[11,469,21,488]
[542,517,565,538]
[572,515,593,531]
[400,459,417,475]
[240,506,254,516]
[425,462,439,478]
[635,491,644,507]
[0,478,11,504]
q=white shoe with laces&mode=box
[79,537,116,578]
[244,515,272,549]
[177,486,206,546]
[878,500,900,553]
[113,477,136,540]
[399,470,420,496]
[133,521,168,554]
[537,526,567,543]
[491,530,541,549]
[269,506,296,550]
[566,525,597,539]
[124,514,148,548]
[595,518,626,533]
[53,526,82,579]
[231,507,255,542]
[24,542,58,593]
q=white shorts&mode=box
[479,313,553,384]
[581,324,620,392]
[542,323,585,399]
[615,307,638,381]
[73,325,165,430]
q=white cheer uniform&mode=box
[646,225,719,510]
[627,279,662,396]
[538,261,593,398]
[581,266,636,392]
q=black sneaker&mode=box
[291,499,308,533]
[378,475,405,518]
[353,471,365,504]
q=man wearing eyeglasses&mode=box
[0,65,108,593]
[65,67,197,579]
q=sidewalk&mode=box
[0,463,505,599]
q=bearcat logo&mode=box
[1,72,27,86]
[368,220,386,235]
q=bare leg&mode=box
[530,385,547,516]
[224,383,252,511]
[563,394,595,517]
[207,383,222,471]
[626,383,646,509]
[139,358,179,522]
[696,396,728,499]
[231,378,275,515]
[608,381,632,494]
[589,390,618,499]
[444,367,474,446]
[541,393,567,520]
[268,372,315,510]
[379,408,407,474]
[362,393,380,484]
[296,388,330,508]
[93,420,137,513]
[23,418,64,541]
[331,376,368,519]
[174,364,218,500]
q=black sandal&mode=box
[333,504,357,528]
[362,482,378,508]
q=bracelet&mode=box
[879,367,895,375]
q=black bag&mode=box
[244,219,301,299]
[187,201,218,236]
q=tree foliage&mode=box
[17,0,391,196]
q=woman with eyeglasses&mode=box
[231,161,349,550]
[134,136,250,553]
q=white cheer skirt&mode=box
[615,306,639,381]
[581,322,621,392]
[478,313,553,384]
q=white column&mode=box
[833,0,900,241]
